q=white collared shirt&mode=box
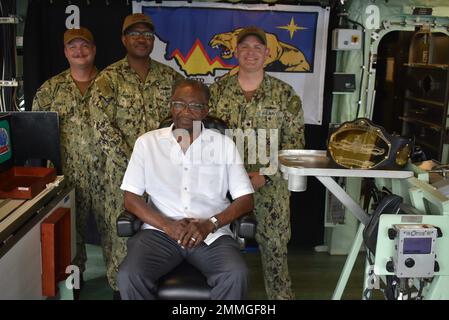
[120,124,254,245]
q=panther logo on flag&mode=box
[209,27,311,76]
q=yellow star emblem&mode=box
[277,17,307,40]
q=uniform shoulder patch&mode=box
[95,75,113,98]
[287,95,302,115]
[33,86,53,110]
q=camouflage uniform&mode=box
[89,57,182,290]
[32,69,106,275]
[209,73,305,300]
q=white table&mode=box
[279,150,414,299]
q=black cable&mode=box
[414,279,424,300]
[0,1,6,111]
[4,1,11,111]
[11,0,18,110]
[0,0,17,111]
[1,1,6,111]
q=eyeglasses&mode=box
[170,101,206,112]
[125,30,154,39]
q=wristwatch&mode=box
[264,175,273,187]
[209,216,219,233]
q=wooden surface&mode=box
[0,176,64,243]
[0,199,25,222]
[41,207,71,297]
[0,167,56,199]
[245,249,377,300]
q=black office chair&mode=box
[117,211,256,299]
[116,115,257,300]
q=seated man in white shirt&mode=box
[117,79,255,300]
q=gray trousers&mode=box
[117,229,248,300]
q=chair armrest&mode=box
[117,211,143,237]
[233,213,257,239]
[117,210,257,239]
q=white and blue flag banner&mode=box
[133,1,329,125]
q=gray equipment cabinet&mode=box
[400,29,449,162]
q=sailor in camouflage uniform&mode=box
[32,27,106,280]
[89,14,183,294]
[209,27,305,300]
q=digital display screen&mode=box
[403,237,432,254]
